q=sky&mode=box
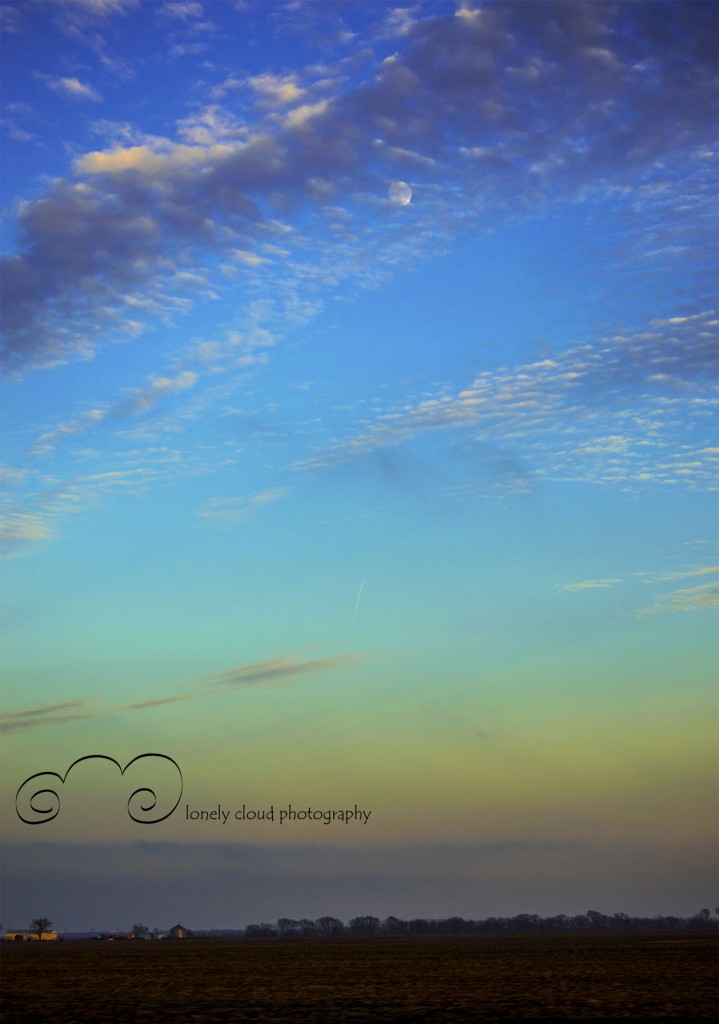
[0,0,717,935]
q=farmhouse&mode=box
[5,930,58,941]
[168,924,187,939]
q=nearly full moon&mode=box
[389,180,412,205]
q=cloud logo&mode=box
[15,753,183,825]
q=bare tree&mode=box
[30,917,52,939]
[349,916,380,935]
[315,916,344,936]
[277,918,299,936]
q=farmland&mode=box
[1,932,716,1022]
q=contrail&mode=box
[349,580,365,629]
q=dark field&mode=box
[1,933,716,1022]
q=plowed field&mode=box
[1,932,716,1022]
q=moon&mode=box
[389,180,412,206]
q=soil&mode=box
[1,931,716,1022]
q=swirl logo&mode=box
[15,753,183,825]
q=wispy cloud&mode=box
[30,370,198,455]
[1,652,363,734]
[5,306,715,558]
[62,0,139,15]
[639,581,719,616]
[636,566,719,616]
[0,511,54,558]
[0,453,198,559]
[122,653,364,711]
[44,76,103,102]
[648,566,719,583]
[198,488,289,523]
[0,436,229,557]
[294,312,718,491]
[0,701,100,735]
[159,1,205,20]
[562,579,622,592]
[560,563,719,617]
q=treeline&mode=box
[234,909,719,938]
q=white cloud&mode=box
[46,76,103,102]
[284,100,331,127]
[0,512,54,558]
[62,0,138,15]
[0,512,52,543]
[160,1,204,19]
[293,311,718,491]
[75,139,239,175]
[31,371,199,455]
[562,579,622,592]
[198,488,289,522]
[247,73,307,107]
[639,582,719,616]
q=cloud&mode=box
[204,653,362,689]
[159,0,215,36]
[0,467,28,487]
[1,652,363,733]
[116,370,198,416]
[650,566,719,582]
[247,72,307,107]
[637,566,719,616]
[123,652,364,710]
[2,3,716,375]
[558,564,719,618]
[640,582,719,616]
[198,488,289,523]
[294,311,718,490]
[62,0,138,13]
[6,301,715,560]
[0,4,23,33]
[30,370,198,454]
[52,0,139,37]
[0,457,193,556]
[45,76,103,102]
[0,701,99,735]
[0,511,54,558]
[160,1,205,19]
[562,579,622,592]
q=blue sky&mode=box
[1,0,717,933]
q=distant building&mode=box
[168,924,187,939]
[5,931,58,941]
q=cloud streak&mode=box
[1,652,363,734]
[0,701,100,735]
[122,653,364,710]
[562,579,622,592]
